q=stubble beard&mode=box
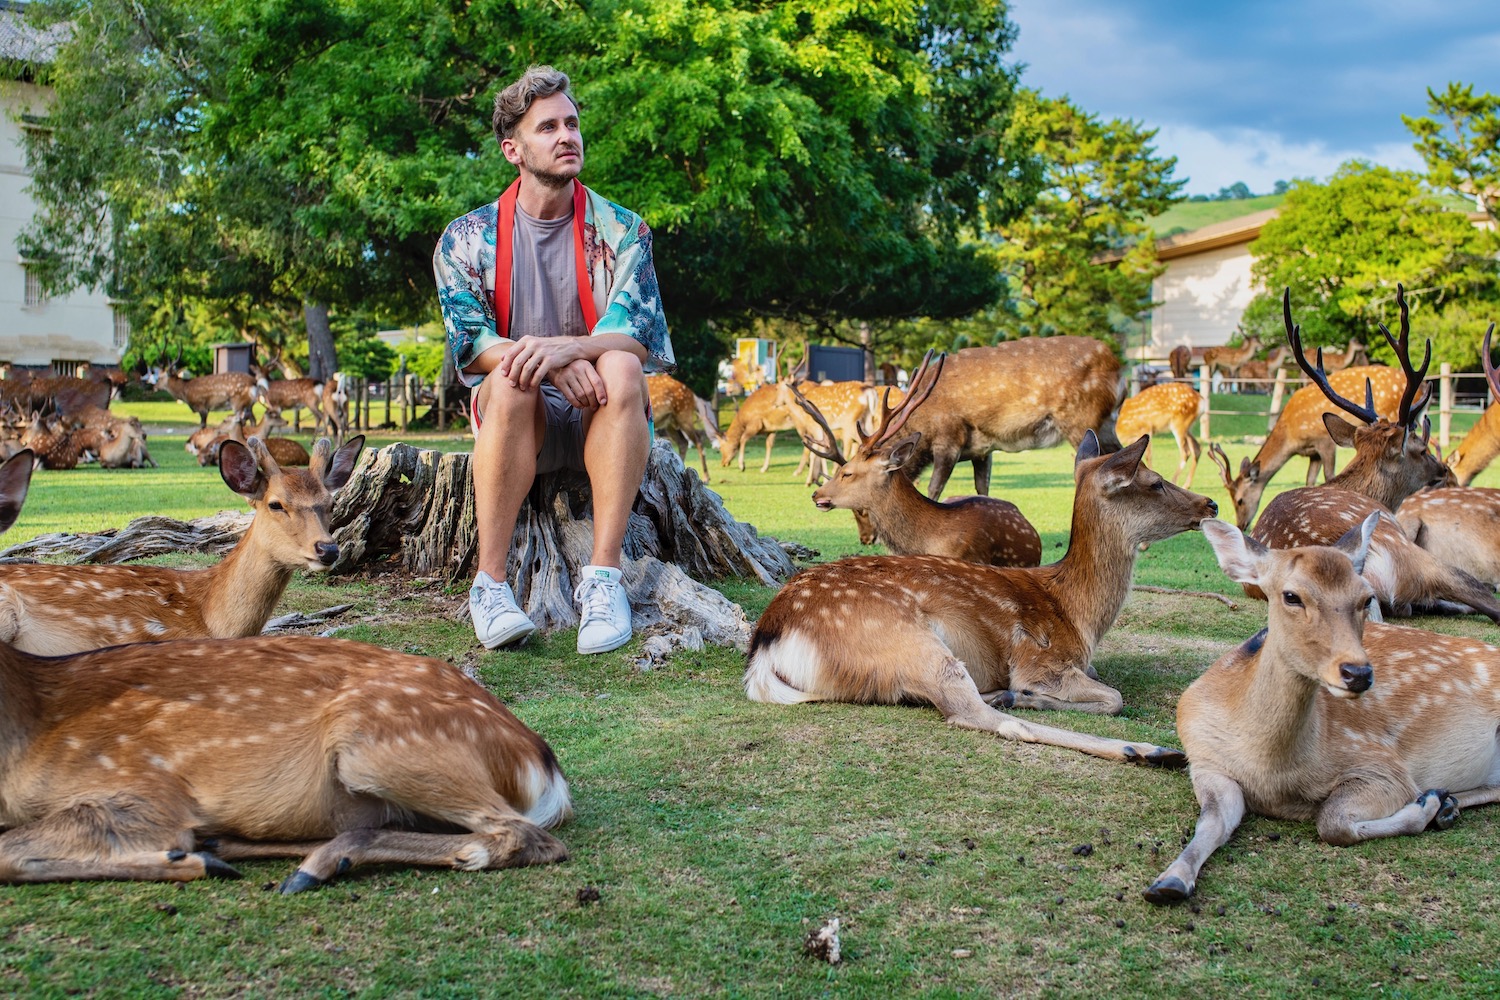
[519,140,582,190]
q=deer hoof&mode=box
[1422,790,1460,831]
[200,854,243,880]
[279,869,325,894]
[1124,745,1188,769]
[1142,876,1190,905]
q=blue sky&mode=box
[1007,0,1498,196]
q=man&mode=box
[434,65,673,654]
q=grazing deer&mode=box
[145,349,262,428]
[794,353,1042,567]
[1168,345,1192,380]
[744,432,1217,765]
[646,373,714,481]
[1445,325,1500,486]
[1145,515,1500,904]
[1115,382,1204,487]
[1202,334,1261,391]
[719,383,798,472]
[0,435,365,655]
[0,448,569,890]
[777,380,878,486]
[1205,364,1406,530]
[1247,287,1500,623]
[895,336,1123,498]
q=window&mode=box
[112,309,131,349]
[23,268,46,308]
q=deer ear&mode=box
[883,432,921,469]
[1332,511,1380,576]
[1202,518,1268,586]
[219,440,267,499]
[1076,429,1102,466]
[1322,412,1358,448]
[322,435,365,490]
[0,449,34,533]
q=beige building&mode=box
[0,6,124,371]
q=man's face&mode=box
[504,92,583,189]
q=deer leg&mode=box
[927,450,959,499]
[693,430,711,482]
[1316,780,1450,846]
[1452,785,1500,810]
[1002,655,1126,715]
[1144,771,1246,904]
[758,432,774,472]
[1179,432,1201,488]
[972,453,993,496]
[925,655,1183,767]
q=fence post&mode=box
[437,379,447,431]
[1439,362,1453,450]
[1267,368,1287,430]
[362,378,372,431]
[1198,364,1211,442]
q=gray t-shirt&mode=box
[510,204,587,340]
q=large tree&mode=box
[1247,162,1500,367]
[1404,82,1500,215]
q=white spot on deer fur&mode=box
[145,620,166,636]
[96,754,116,770]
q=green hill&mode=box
[1149,194,1285,237]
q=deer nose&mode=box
[314,541,340,566]
[1339,663,1373,693]
[1204,499,1218,516]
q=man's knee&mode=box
[479,369,539,420]
[596,351,646,404]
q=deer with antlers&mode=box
[647,373,715,481]
[144,349,262,428]
[251,357,331,435]
[793,353,1042,567]
[1145,513,1500,904]
[197,413,310,468]
[744,431,1218,765]
[0,448,569,889]
[1205,364,1408,531]
[776,380,877,486]
[1115,382,1205,487]
[1245,287,1500,623]
[0,435,364,655]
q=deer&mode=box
[17,408,150,470]
[1144,514,1500,904]
[1202,333,1261,392]
[187,410,287,457]
[1168,345,1192,380]
[1322,338,1367,371]
[744,431,1218,765]
[251,357,330,435]
[144,348,262,428]
[719,382,799,472]
[319,373,350,441]
[0,447,570,890]
[1205,364,1408,530]
[197,413,309,468]
[1114,382,1204,487]
[1246,287,1500,624]
[1444,326,1500,486]
[793,352,1042,567]
[777,380,880,486]
[646,373,715,481]
[0,435,365,655]
[893,336,1123,499]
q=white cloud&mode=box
[1154,124,1426,195]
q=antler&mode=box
[1283,288,1379,425]
[787,384,848,465]
[1206,442,1235,490]
[862,351,946,454]
[1374,284,1433,429]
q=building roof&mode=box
[0,3,66,68]
[1151,207,1281,261]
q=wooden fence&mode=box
[293,373,449,435]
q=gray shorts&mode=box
[471,383,587,474]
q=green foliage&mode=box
[389,338,445,383]
[1404,82,1500,216]
[1248,162,1500,362]
[994,91,1184,347]
[335,332,397,380]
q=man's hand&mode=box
[497,336,584,391]
[547,358,607,409]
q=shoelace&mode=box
[574,577,619,625]
[473,582,517,615]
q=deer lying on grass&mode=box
[0,448,569,889]
[197,413,309,468]
[744,431,1218,765]
[1206,364,1406,530]
[0,435,365,655]
[144,349,262,428]
[647,373,715,481]
[1145,514,1500,904]
[1247,288,1500,623]
[1115,382,1204,487]
[894,336,1123,498]
[794,353,1041,567]
[187,410,288,457]
[18,406,152,470]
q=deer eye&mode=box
[268,500,286,512]
[1282,591,1303,607]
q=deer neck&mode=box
[196,516,295,638]
[1047,498,1140,649]
[1225,630,1323,767]
[1325,456,1411,511]
[866,474,944,554]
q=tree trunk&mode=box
[304,301,337,382]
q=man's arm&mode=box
[467,333,647,408]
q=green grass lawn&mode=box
[3,397,1500,997]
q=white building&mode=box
[1144,208,1279,360]
[0,4,124,371]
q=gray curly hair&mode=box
[493,65,578,144]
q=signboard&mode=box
[732,338,777,392]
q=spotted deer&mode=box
[18,407,151,470]
[1205,364,1407,530]
[1115,382,1204,487]
[197,413,309,468]
[0,447,569,890]
[1247,287,1500,623]
[1145,514,1500,904]
[793,353,1041,567]
[719,383,796,472]
[0,435,365,655]
[894,336,1123,498]
[1202,334,1261,391]
[1445,326,1500,486]
[744,431,1217,765]
[251,362,329,435]
[647,373,714,481]
[145,349,262,428]
[775,379,877,486]
[187,411,288,458]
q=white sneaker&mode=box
[469,571,536,649]
[574,565,632,654]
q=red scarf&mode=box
[494,178,599,338]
